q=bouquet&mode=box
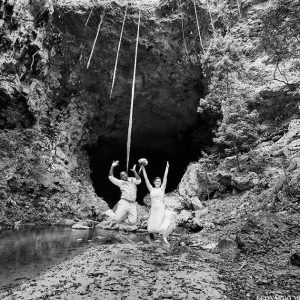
[138,158,148,173]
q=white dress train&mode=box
[147,188,177,238]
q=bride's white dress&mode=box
[147,188,177,237]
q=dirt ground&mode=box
[1,223,300,300]
[0,235,228,300]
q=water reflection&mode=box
[0,226,146,291]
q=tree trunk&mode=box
[234,142,241,171]
[205,171,210,201]
[226,69,229,98]
[206,0,215,39]
[236,0,241,18]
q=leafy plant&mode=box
[214,97,259,171]
[260,0,300,86]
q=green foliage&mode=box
[198,36,243,118]
[157,0,178,16]
[197,28,262,161]
[214,97,259,154]
[210,0,240,33]
[29,0,51,19]
[247,151,271,174]
[260,0,300,85]
[260,0,300,61]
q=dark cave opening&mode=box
[88,132,198,208]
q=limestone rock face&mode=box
[0,0,210,226]
[179,159,260,205]
[178,162,219,203]
[0,0,208,228]
[270,119,300,156]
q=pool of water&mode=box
[0,226,146,292]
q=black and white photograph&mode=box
[0,0,299,299]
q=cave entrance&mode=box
[88,133,197,208]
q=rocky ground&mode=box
[0,235,228,300]
[172,118,300,298]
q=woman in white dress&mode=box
[141,161,177,245]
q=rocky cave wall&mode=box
[0,0,215,227]
[176,0,300,231]
[2,0,297,227]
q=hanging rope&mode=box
[79,6,94,63]
[192,0,204,53]
[87,11,105,69]
[126,8,141,172]
[178,0,189,58]
[85,6,94,27]
[110,4,128,99]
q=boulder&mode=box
[194,207,209,218]
[217,239,238,251]
[217,170,259,192]
[189,196,204,210]
[217,239,240,259]
[190,217,204,233]
[221,156,239,169]
[231,172,259,191]
[72,223,90,230]
[272,119,300,156]
[220,155,250,171]
[201,242,218,250]
[163,192,185,211]
[178,163,219,202]
[217,170,232,186]
[177,210,192,225]
[74,219,98,227]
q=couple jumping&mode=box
[108,160,176,245]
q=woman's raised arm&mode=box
[142,166,153,192]
[161,161,169,190]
